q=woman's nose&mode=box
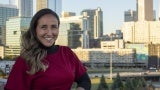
[46,28,52,35]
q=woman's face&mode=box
[36,14,59,47]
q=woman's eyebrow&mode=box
[41,25,47,27]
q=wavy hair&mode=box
[20,8,60,75]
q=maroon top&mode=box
[4,46,86,90]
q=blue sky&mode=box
[0,0,159,34]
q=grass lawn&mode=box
[72,77,113,90]
[91,83,99,90]
[91,77,113,90]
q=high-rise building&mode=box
[122,0,159,44]
[36,0,47,11]
[36,0,62,16]
[124,10,138,22]
[94,7,103,39]
[61,11,76,17]
[57,15,82,48]
[5,17,31,56]
[137,0,153,21]
[80,8,103,48]
[0,4,18,45]
[9,0,33,17]
[48,0,62,17]
[81,7,103,39]
[122,21,160,44]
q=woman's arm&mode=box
[4,57,31,90]
[76,73,91,90]
[65,47,91,90]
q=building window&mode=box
[0,27,2,35]
[13,31,17,35]
[0,39,2,44]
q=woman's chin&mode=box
[43,43,54,47]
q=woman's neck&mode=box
[46,45,59,54]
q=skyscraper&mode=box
[137,0,153,21]
[94,7,103,39]
[0,4,18,45]
[9,0,33,17]
[48,0,62,17]
[6,17,31,56]
[124,10,138,22]
[36,0,47,12]
[36,0,62,16]
[81,7,103,39]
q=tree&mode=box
[141,77,147,88]
[132,77,139,88]
[125,78,134,90]
[97,74,108,90]
[137,78,143,90]
[133,77,147,90]
[112,72,123,90]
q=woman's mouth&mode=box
[45,37,53,41]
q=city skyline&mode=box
[0,0,159,34]
[0,2,160,88]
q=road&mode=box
[89,70,160,78]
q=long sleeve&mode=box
[73,53,91,90]
[63,46,91,89]
[70,48,91,89]
[4,57,32,90]
[77,73,91,90]
[63,46,87,80]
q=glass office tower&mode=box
[36,0,62,16]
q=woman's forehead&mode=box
[37,14,58,24]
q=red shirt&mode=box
[4,46,86,90]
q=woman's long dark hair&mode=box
[21,8,60,75]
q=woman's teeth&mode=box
[45,38,52,41]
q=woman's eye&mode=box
[51,25,58,29]
[41,25,47,29]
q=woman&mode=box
[4,8,91,90]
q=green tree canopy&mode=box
[112,72,123,90]
[97,74,108,90]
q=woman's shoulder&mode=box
[58,45,74,54]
